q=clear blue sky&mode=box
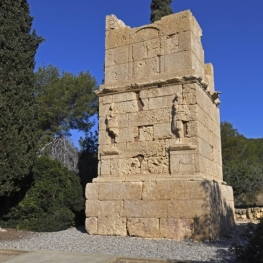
[27,0,263,144]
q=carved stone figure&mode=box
[106,104,119,142]
[172,93,190,138]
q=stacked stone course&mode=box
[86,10,235,240]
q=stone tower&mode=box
[85,10,235,240]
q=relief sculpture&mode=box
[106,104,119,143]
[172,93,190,139]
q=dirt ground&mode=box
[0,228,34,242]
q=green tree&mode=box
[78,131,98,186]
[34,65,98,144]
[150,0,173,23]
[0,0,43,197]
[221,122,263,206]
[0,156,85,231]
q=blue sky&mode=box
[27,0,263,145]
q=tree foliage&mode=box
[231,219,263,263]
[221,122,263,206]
[34,65,98,141]
[78,131,98,186]
[0,156,84,231]
[0,0,43,197]
[150,0,173,23]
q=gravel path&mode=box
[0,223,246,262]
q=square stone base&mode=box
[85,179,235,240]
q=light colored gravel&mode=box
[0,224,246,262]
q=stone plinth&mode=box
[85,10,235,240]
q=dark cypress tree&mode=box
[0,0,43,198]
[150,0,173,23]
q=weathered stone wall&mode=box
[98,81,222,181]
[86,180,235,240]
[86,10,235,241]
[235,207,263,220]
[104,10,204,86]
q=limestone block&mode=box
[98,129,112,146]
[212,133,221,153]
[191,14,203,41]
[85,217,98,235]
[128,108,171,127]
[133,57,160,80]
[204,63,215,92]
[187,105,198,121]
[85,183,98,200]
[99,103,111,117]
[101,95,113,105]
[110,158,121,176]
[168,199,208,219]
[164,52,192,73]
[219,184,234,202]
[145,38,160,58]
[106,15,126,31]
[148,94,174,110]
[126,140,166,158]
[212,122,221,139]
[100,159,111,176]
[139,125,154,141]
[163,34,179,55]
[214,107,220,126]
[130,26,159,44]
[206,159,216,177]
[113,92,137,103]
[178,31,192,52]
[106,27,130,49]
[196,88,213,117]
[192,54,204,78]
[186,121,198,138]
[160,218,194,240]
[198,137,213,160]
[194,154,206,174]
[213,149,222,166]
[182,91,196,105]
[97,182,142,200]
[127,218,160,238]
[139,96,149,111]
[118,158,141,175]
[123,200,168,218]
[118,113,130,128]
[140,85,182,99]
[98,216,127,236]
[158,11,192,37]
[141,157,169,175]
[142,180,207,200]
[170,150,196,175]
[99,117,107,131]
[86,200,123,217]
[114,100,138,114]
[132,42,147,61]
[106,46,129,67]
[116,127,138,143]
[153,123,174,140]
[105,63,129,84]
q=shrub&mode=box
[0,155,84,231]
[231,219,263,263]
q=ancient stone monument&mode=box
[85,10,235,240]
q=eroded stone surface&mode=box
[86,10,235,241]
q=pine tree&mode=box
[150,0,173,23]
[0,0,43,197]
